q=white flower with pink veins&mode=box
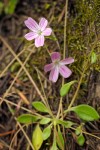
[24,17,52,47]
[44,52,74,82]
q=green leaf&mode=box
[17,114,39,124]
[32,125,43,150]
[57,119,74,128]
[77,134,85,146]
[57,126,64,149]
[60,80,77,97]
[5,0,19,14]
[91,51,97,64]
[71,104,100,121]
[32,101,49,113]
[43,125,51,140]
[40,118,51,125]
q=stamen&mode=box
[38,30,42,35]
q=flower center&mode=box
[37,30,42,35]
[54,60,60,66]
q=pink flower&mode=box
[44,52,74,82]
[24,17,52,47]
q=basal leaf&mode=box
[40,118,51,125]
[43,125,51,140]
[71,104,100,121]
[57,126,64,149]
[32,125,43,150]
[17,114,39,124]
[77,134,85,146]
[32,101,49,113]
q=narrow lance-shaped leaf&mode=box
[32,101,49,113]
[60,80,77,97]
[57,126,64,149]
[17,114,40,124]
[71,104,100,121]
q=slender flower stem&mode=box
[68,78,83,110]
[68,65,86,110]
[57,0,68,119]
[45,45,51,56]
[63,0,68,59]
[36,68,54,118]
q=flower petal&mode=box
[35,35,44,47]
[51,52,61,62]
[59,65,72,78]
[39,18,48,31]
[24,32,38,41]
[60,57,74,65]
[43,28,52,36]
[44,63,53,72]
[49,67,59,82]
[24,17,39,32]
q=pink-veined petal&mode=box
[51,52,61,62]
[49,67,59,82]
[44,63,53,72]
[43,28,52,36]
[35,35,44,47]
[60,57,74,65]
[24,17,39,32]
[39,18,48,31]
[59,65,72,78]
[24,32,38,41]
